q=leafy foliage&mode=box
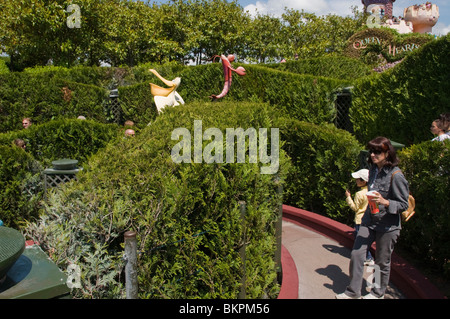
[171,63,347,124]
[398,140,450,281]
[0,72,108,132]
[0,0,365,69]
[350,34,450,145]
[25,101,289,299]
[0,145,42,228]
[266,56,373,81]
[280,8,365,61]
[275,118,362,223]
[0,118,120,167]
[0,119,119,228]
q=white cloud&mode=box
[433,22,450,36]
[242,0,365,18]
[243,0,340,17]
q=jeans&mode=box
[345,225,400,298]
[355,224,373,261]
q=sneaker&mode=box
[335,292,361,299]
[364,258,375,266]
[363,293,384,299]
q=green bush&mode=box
[0,118,120,167]
[22,62,187,88]
[25,101,289,299]
[0,58,9,74]
[22,65,113,87]
[1,61,346,132]
[265,56,373,81]
[158,63,347,124]
[351,34,450,145]
[0,73,109,132]
[275,118,362,223]
[115,62,347,128]
[0,145,42,228]
[0,119,120,227]
[118,82,157,127]
[397,140,450,280]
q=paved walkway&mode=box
[281,220,405,299]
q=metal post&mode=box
[274,177,283,283]
[238,201,247,299]
[124,231,138,299]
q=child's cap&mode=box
[351,169,369,182]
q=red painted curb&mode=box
[282,204,446,299]
[277,245,299,299]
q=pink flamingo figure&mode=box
[209,54,246,101]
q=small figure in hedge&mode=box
[124,129,135,137]
[124,120,134,127]
[430,119,450,142]
[345,169,373,265]
[13,138,26,150]
[22,117,32,129]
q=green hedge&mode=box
[0,119,120,228]
[350,34,450,145]
[118,82,156,127]
[0,61,347,132]
[0,73,109,132]
[0,59,9,74]
[25,101,289,299]
[398,140,450,281]
[265,56,373,81]
[120,63,348,125]
[0,145,42,228]
[236,65,346,123]
[275,118,362,224]
[0,118,120,167]
[22,65,112,87]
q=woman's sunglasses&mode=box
[369,149,383,155]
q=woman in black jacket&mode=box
[336,136,410,299]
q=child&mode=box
[345,168,373,265]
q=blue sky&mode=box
[236,0,449,35]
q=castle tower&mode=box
[403,3,439,34]
[361,0,396,19]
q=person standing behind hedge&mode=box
[13,138,26,150]
[439,112,450,136]
[336,137,409,299]
[430,119,450,142]
[22,117,32,129]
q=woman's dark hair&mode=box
[433,119,446,131]
[439,112,450,131]
[367,136,399,167]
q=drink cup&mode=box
[366,190,379,214]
